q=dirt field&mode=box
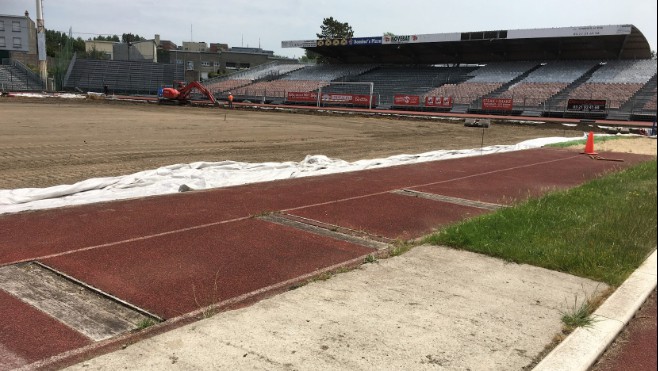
[1,98,655,190]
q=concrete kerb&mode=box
[533,249,657,371]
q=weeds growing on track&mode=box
[136,318,158,330]
[423,160,657,287]
[559,292,603,332]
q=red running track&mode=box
[0,290,91,368]
[0,148,646,265]
[592,291,657,371]
[0,148,653,368]
[41,219,374,319]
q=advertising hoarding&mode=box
[482,98,514,110]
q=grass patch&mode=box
[560,294,598,331]
[388,242,415,257]
[423,160,657,286]
[136,318,158,330]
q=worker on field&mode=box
[228,92,234,109]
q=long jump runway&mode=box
[0,148,651,369]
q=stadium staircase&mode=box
[205,61,308,96]
[542,63,604,117]
[207,61,274,84]
[612,74,657,121]
[471,63,543,114]
[0,59,45,91]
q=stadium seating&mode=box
[204,62,307,93]
[320,65,475,105]
[493,60,599,107]
[234,80,330,98]
[64,58,183,94]
[588,59,656,84]
[423,62,539,105]
[58,54,655,120]
[425,82,503,105]
[281,64,375,81]
[643,84,657,111]
[564,60,657,110]
[230,64,376,99]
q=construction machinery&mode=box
[160,81,218,105]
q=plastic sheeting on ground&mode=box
[0,136,586,215]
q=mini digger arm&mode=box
[174,81,218,105]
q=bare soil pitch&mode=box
[0,98,603,190]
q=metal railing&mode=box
[0,58,46,91]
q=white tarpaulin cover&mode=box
[0,136,589,215]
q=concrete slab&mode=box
[65,245,606,371]
[0,263,154,341]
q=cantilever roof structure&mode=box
[282,25,652,64]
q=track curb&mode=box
[533,249,657,371]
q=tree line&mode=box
[45,30,147,59]
[44,17,357,62]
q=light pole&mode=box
[36,0,47,89]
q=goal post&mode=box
[316,81,375,110]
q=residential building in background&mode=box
[0,11,37,63]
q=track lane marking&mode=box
[7,153,581,265]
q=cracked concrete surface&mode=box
[66,245,605,371]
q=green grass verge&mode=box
[423,160,657,286]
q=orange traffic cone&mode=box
[582,131,597,155]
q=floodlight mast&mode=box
[36,0,48,89]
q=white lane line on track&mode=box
[280,154,582,213]
[9,216,252,265]
[10,154,582,266]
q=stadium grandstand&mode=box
[3,23,656,121]
[270,24,656,120]
[63,56,184,95]
[203,24,655,120]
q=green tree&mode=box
[299,54,316,63]
[308,17,354,64]
[122,33,146,44]
[45,30,85,57]
[81,47,110,60]
[93,35,120,42]
[316,17,354,40]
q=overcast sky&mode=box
[2,0,656,58]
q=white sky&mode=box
[2,0,656,58]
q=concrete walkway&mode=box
[61,245,629,371]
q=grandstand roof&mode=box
[282,25,652,64]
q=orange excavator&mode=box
[160,81,218,106]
